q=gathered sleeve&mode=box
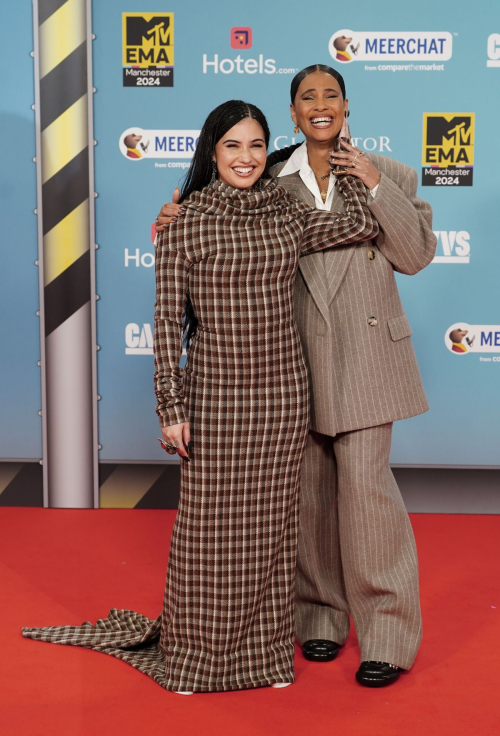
[300,175,379,255]
[153,227,191,427]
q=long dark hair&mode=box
[181,100,271,346]
[266,64,347,173]
[180,100,271,203]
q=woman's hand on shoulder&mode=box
[330,140,381,191]
[155,187,185,232]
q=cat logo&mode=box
[122,13,174,88]
[422,113,474,187]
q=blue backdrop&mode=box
[0,3,41,459]
[2,1,499,468]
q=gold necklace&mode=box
[316,172,330,203]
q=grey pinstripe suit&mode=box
[271,154,437,670]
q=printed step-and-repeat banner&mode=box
[93,0,500,468]
[1,1,499,507]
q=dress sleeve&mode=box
[300,175,379,255]
[153,227,191,427]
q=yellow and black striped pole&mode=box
[33,0,98,507]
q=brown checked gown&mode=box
[23,176,377,692]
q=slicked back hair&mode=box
[290,64,346,103]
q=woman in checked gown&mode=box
[23,101,378,693]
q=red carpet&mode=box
[1,508,498,736]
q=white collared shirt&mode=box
[277,141,378,210]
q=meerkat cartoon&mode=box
[449,328,468,353]
[333,35,353,62]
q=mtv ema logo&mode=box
[422,113,475,187]
[122,12,174,87]
[432,231,470,264]
[329,29,452,65]
[125,323,153,355]
[119,128,200,161]
[445,323,500,356]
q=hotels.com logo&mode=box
[231,27,252,49]
[203,28,297,75]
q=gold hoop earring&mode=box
[293,126,300,135]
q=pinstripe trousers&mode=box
[295,424,423,670]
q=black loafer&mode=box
[356,661,402,688]
[302,639,340,662]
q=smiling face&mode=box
[290,71,348,144]
[213,117,267,189]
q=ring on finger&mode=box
[158,437,178,455]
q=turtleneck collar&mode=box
[183,177,297,217]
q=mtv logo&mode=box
[423,113,475,166]
[125,14,172,46]
[231,27,252,49]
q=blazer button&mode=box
[368,249,376,260]
[367,316,378,327]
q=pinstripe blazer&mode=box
[270,153,437,436]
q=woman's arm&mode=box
[368,167,437,275]
[300,176,379,255]
[154,229,191,428]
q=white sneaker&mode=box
[175,691,194,695]
[272,682,292,689]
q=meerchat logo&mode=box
[445,324,500,355]
[122,13,174,87]
[119,128,200,161]
[329,30,452,64]
[432,231,470,264]
[422,114,474,187]
[487,33,500,67]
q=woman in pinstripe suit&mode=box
[157,66,437,688]
[23,100,378,693]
